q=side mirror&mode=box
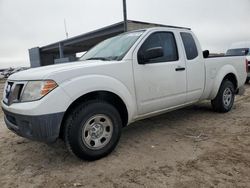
[203,50,210,58]
[138,47,164,64]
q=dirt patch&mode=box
[0,81,250,188]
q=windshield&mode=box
[226,48,249,56]
[79,31,144,61]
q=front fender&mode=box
[60,75,136,122]
[208,65,238,100]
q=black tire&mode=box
[64,100,122,161]
[211,80,235,113]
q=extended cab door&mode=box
[180,32,205,102]
[132,31,187,115]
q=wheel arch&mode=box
[222,73,238,90]
[210,72,238,100]
[60,90,129,138]
[208,64,239,100]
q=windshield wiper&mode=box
[86,56,120,61]
[86,57,110,61]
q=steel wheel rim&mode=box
[82,114,113,150]
[223,88,233,107]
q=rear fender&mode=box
[208,65,238,100]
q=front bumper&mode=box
[3,108,64,143]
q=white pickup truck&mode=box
[2,27,247,160]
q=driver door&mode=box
[133,31,187,115]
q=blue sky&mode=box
[0,0,249,68]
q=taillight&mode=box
[246,59,248,73]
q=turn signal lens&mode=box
[41,80,58,96]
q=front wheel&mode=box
[211,80,235,113]
[64,100,122,160]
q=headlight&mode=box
[21,80,58,102]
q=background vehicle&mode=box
[226,41,250,82]
[2,27,247,160]
[1,67,29,78]
[1,67,14,78]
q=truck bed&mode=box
[202,55,246,100]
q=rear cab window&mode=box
[181,32,198,60]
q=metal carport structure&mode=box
[29,20,189,67]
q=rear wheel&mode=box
[211,80,235,113]
[64,100,122,160]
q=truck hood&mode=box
[8,60,116,81]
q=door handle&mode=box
[175,67,185,71]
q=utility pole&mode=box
[123,0,128,32]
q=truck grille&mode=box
[3,81,25,105]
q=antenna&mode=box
[64,19,69,39]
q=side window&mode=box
[138,32,178,63]
[181,32,198,60]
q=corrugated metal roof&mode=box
[39,20,190,54]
